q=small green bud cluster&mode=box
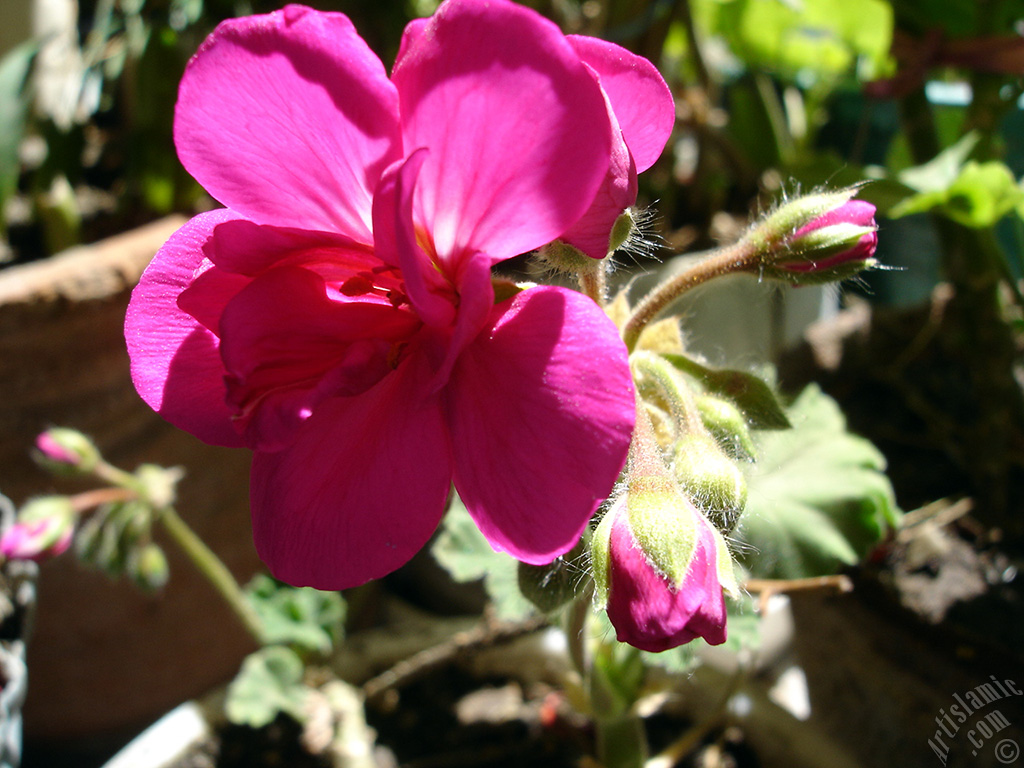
[76,499,168,591]
[13,428,182,592]
[630,352,753,539]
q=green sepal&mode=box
[662,353,791,430]
[590,507,615,607]
[762,256,877,285]
[785,222,876,261]
[625,477,699,589]
[748,189,856,251]
[517,538,587,613]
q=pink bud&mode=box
[33,428,100,474]
[35,432,80,465]
[783,200,879,274]
[596,498,727,652]
[1,515,73,562]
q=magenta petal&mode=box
[373,152,456,328]
[207,219,378,278]
[395,16,428,66]
[393,0,612,265]
[557,120,637,259]
[250,352,453,589]
[446,286,634,563]
[177,264,251,334]
[568,35,675,172]
[175,6,401,239]
[125,210,246,447]
[218,264,419,451]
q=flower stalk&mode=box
[622,240,757,351]
[155,504,265,644]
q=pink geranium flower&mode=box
[125,0,644,589]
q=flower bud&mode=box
[695,396,756,460]
[536,239,605,276]
[751,191,878,284]
[518,538,586,613]
[590,401,739,652]
[672,433,748,534]
[1,497,75,561]
[591,492,736,653]
[608,208,637,255]
[128,543,169,592]
[33,428,100,475]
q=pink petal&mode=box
[218,264,420,451]
[395,16,428,66]
[557,113,637,259]
[569,35,675,172]
[177,263,251,334]
[175,6,401,240]
[206,219,378,278]
[392,0,612,266]
[372,152,456,328]
[446,286,634,563]
[125,210,247,447]
[250,351,453,589]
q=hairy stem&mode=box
[622,240,757,351]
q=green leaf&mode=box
[704,0,893,83]
[662,353,791,430]
[737,385,901,579]
[0,42,36,235]
[893,154,1024,228]
[896,132,979,194]
[245,574,345,656]
[224,646,311,728]
[431,493,535,621]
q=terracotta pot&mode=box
[0,217,262,753]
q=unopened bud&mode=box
[673,434,747,534]
[1,497,75,561]
[518,539,585,612]
[34,428,100,475]
[750,191,878,284]
[128,543,169,592]
[590,492,734,652]
[535,239,604,276]
[695,396,756,461]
